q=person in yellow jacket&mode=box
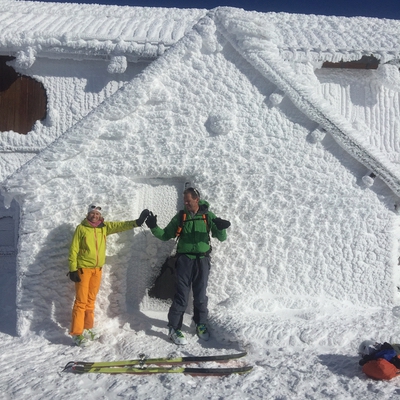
[68,204,149,346]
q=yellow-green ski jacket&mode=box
[69,219,137,271]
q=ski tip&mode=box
[62,361,75,372]
[221,351,248,359]
[236,365,253,374]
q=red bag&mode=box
[362,359,399,380]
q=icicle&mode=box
[15,48,36,69]
[310,127,326,143]
[1,190,14,208]
[46,109,59,127]
[374,64,400,92]
[362,172,376,187]
[269,91,285,106]
[107,56,127,74]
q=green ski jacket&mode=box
[150,200,227,259]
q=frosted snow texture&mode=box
[2,9,399,334]
[0,0,207,59]
[1,5,400,399]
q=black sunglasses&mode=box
[89,205,102,211]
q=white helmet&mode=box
[358,340,380,356]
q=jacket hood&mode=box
[198,199,209,211]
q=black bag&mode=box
[148,255,178,300]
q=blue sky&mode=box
[37,0,400,20]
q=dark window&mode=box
[322,55,379,70]
[0,56,47,134]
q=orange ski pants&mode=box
[70,268,102,336]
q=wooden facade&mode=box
[0,56,47,134]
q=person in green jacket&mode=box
[146,187,230,345]
[68,204,149,346]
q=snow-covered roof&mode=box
[214,7,400,197]
[2,1,400,65]
[0,0,207,62]
[2,5,400,197]
[259,10,400,64]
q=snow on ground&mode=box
[2,4,400,400]
[2,308,400,399]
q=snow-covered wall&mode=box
[316,68,400,169]
[2,13,399,337]
[0,58,148,182]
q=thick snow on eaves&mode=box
[0,0,206,54]
[215,7,400,64]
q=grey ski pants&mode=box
[168,254,211,330]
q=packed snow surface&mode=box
[1,2,400,399]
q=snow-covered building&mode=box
[0,0,206,335]
[1,0,400,341]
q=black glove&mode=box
[136,209,150,226]
[145,212,157,229]
[68,270,81,283]
[212,218,231,230]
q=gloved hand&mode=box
[136,209,150,226]
[212,218,231,230]
[68,270,81,282]
[145,212,157,229]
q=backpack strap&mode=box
[175,210,186,238]
[175,210,210,238]
[202,213,210,232]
